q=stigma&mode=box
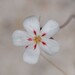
[34,36,42,44]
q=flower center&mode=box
[34,36,42,44]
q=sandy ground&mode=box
[0,0,75,75]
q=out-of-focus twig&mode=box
[60,14,75,29]
[41,53,67,75]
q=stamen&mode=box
[50,37,54,39]
[33,30,36,35]
[27,38,32,41]
[42,42,46,45]
[34,44,37,49]
[25,45,29,48]
[42,33,46,36]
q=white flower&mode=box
[12,16,60,64]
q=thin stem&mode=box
[60,14,75,29]
[41,53,67,75]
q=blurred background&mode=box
[0,0,75,75]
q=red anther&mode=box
[34,44,37,49]
[25,45,29,48]
[33,30,36,35]
[42,33,46,36]
[27,38,32,41]
[42,42,46,45]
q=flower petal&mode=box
[12,30,32,46]
[41,20,59,38]
[39,38,60,55]
[23,16,40,36]
[23,44,40,64]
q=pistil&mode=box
[34,36,41,44]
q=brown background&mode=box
[0,0,75,75]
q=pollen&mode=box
[34,36,41,44]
